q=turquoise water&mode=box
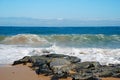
[0,26,120,48]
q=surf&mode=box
[0,43,120,65]
[0,34,120,48]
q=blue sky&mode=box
[0,0,120,26]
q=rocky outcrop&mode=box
[13,54,120,80]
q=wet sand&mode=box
[0,64,119,80]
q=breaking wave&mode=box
[0,34,120,48]
[0,34,120,65]
[1,34,50,47]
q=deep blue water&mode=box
[0,26,120,35]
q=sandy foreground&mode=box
[0,64,119,80]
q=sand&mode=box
[0,64,40,80]
[0,64,119,80]
[102,78,120,80]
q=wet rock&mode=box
[36,64,52,75]
[50,58,71,72]
[108,64,120,67]
[30,56,52,64]
[74,62,101,71]
[13,60,23,65]
[66,56,81,63]
[29,56,46,63]
[50,58,70,67]
[71,73,101,80]
[32,59,47,67]
[12,54,120,79]
[49,58,71,77]
[53,71,68,78]
[12,56,31,65]
[114,67,120,73]
[45,54,68,58]
[99,70,113,77]
[112,73,120,78]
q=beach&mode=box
[0,64,120,80]
[0,0,120,79]
[0,27,120,80]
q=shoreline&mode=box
[0,64,120,80]
[0,64,40,80]
[0,64,71,80]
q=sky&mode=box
[0,0,120,26]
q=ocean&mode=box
[0,26,120,65]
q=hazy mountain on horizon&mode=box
[0,17,120,26]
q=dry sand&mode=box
[0,64,40,80]
[0,64,119,80]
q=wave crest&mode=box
[46,34,120,48]
[1,34,120,48]
[2,34,49,46]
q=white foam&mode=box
[0,44,120,65]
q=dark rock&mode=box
[45,54,68,58]
[32,59,47,67]
[113,67,120,73]
[79,69,93,74]
[36,64,52,75]
[50,58,71,72]
[30,56,45,63]
[50,58,71,68]
[71,73,101,80]
[66,56,81,63]
[54,72,68,78]
[91,62,101,68]
[21,56,31,62]
[51,75,59,80]
[99,70,113,77]
[49,58,71,78]
[12,54,120,79]
[12,60,23,65]
[90,67,102,74]
[108,64,120,67]
[112,73,120,78]
[12,56,31,65]
[74,62,101,71]
[30,56,52,64]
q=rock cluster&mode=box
[13,54,120,80]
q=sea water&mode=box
[0,27,120,65]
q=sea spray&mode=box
[0,27,119,65]
[0,44,120,65]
